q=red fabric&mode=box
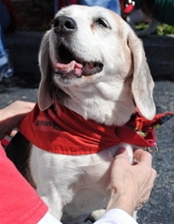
[117,111,174,146]
[0,143,48,224]
[1,136,11,148]
[19,103,122,155]
[18,103,171,155]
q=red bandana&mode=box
[18,103,174,155]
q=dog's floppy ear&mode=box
[38,31,52,111]
[128,31,156,120]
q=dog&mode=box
[6,5,156,223]
[125,0,174,36]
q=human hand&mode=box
[0,100,35,139]
[106,148,157,216]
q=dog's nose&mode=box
[52,16,77,33]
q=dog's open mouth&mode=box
[54,43,103,78]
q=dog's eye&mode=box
[95,18,110,28]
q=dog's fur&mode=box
[6,5,156,223]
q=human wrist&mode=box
[0,108,7,123]
[0,106,13,123]
[0,108,18,139]
[0,109,8,139]
[106,188,136,216]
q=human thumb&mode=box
[114,147,130,161]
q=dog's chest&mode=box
[29,145,117,214]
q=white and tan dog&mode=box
[6,5,156,223]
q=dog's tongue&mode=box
[55,61,83,76]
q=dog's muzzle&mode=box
[52,15,77,35]
[52,15,103,78]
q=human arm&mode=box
[0,143,49,223]
[0,101,62,223]
[0,101,156,224]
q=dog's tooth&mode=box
[84,62,88,68]
[89,62,94,69]
[86,62,92,69]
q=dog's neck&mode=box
[64,98,135,126]
[55,82,136,126]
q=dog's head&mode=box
[38,5,155,126]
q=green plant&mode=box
[136,22,174,35]
[156,24,174,35]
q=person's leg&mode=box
[0,1,11,30]
[0,2,14,81]
[0,1,11,49]
[0,25,6,58]
[0,26,13,81]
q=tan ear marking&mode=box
[38,31,52,111]
[128,31,156,120]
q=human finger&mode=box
[9,129,18,137]
[111,148,130,185]
[133,148,152,166]
[115,147,126,156]
[112,148,130,168]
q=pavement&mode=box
[1,31,174,224]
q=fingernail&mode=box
[116,147,126,155]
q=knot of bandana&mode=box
[116,111,174,148]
